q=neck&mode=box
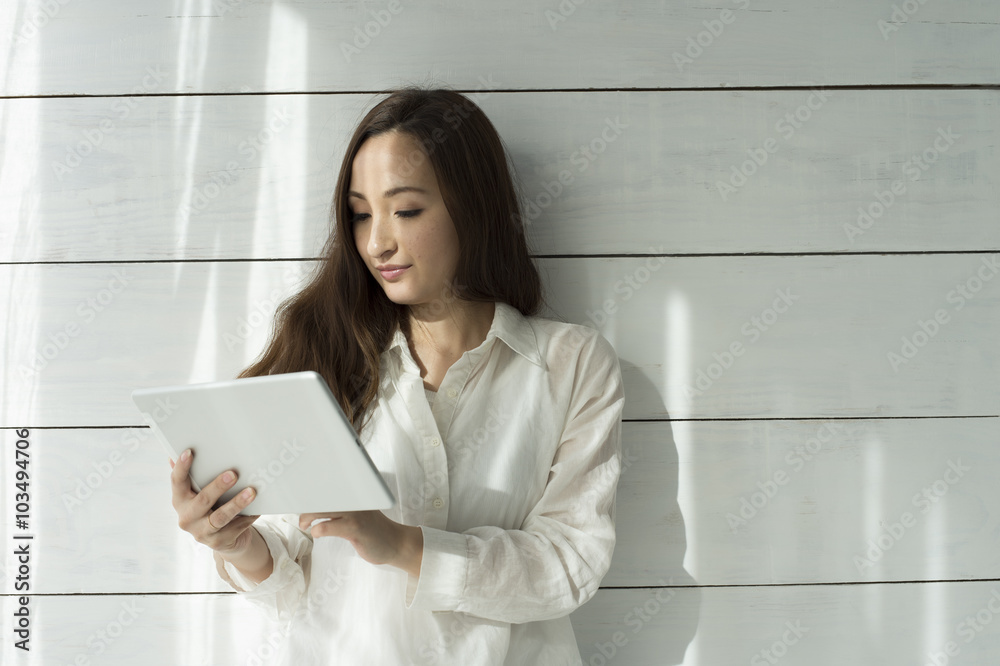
[406,300,496,359]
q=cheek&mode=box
[415,234,455,271]
[423,226,459,260]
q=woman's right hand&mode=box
[169,448,260,556]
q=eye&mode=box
[350,209,422,223]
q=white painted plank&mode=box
[2,256,997,427]
[544,253,1000,419]
[570,581,1000,666]
[4,582,1000,665]
[2,90,997,262]
[2,1,998,96]
[2,419,997,594]
[608,417,1000,587]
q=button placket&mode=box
[393,351,450,529]
[435,351,479,442]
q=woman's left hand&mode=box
[298,511,423,577]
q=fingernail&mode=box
[181,449,191,461]
[241,488,254,500]
[223,471,235,484]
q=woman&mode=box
[169,86,625,664]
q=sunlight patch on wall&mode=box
[665,290,697,580]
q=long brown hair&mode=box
[238,85,544,436]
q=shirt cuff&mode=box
[222,524,295,598]
[404,525,468,611]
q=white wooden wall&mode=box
[2,1,999,664]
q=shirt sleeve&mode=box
[217,513,314,625]
[404,329,625,624]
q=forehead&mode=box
[350,131,435,192]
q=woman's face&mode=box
[349,130,461,308]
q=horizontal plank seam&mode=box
[602,577,1000,589]
[4,250,1000,266]
[4,414,998,430]
[2,83,1000,102]
[4,578,1000,598]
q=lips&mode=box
[378,265,409,280]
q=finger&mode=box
[169,449,197,505]
[193,467,243,519]
[298,513,340,530]
[308,519,333,538]
[308,515,352,539]
[206,483,257,532]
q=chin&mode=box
[380,287,416,303]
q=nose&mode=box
[366,209,396,258]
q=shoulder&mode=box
[525,314,624,435]
[525,313,620,375]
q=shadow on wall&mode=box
[572,358,699,665]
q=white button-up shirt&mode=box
[219,301,625,665]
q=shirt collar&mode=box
[383,301,543,368]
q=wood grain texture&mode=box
[2,89,997,262]
[3,1,999,663]
[3,255,997,426]
[2,420,996,595]
[2,0,998,96]
[5,582,1000,665]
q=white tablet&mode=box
[131,370,395,516]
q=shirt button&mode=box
[430,438,440,447]
[446,388,458,399]
[432,498,444,509]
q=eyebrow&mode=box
[347,186,428,201]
